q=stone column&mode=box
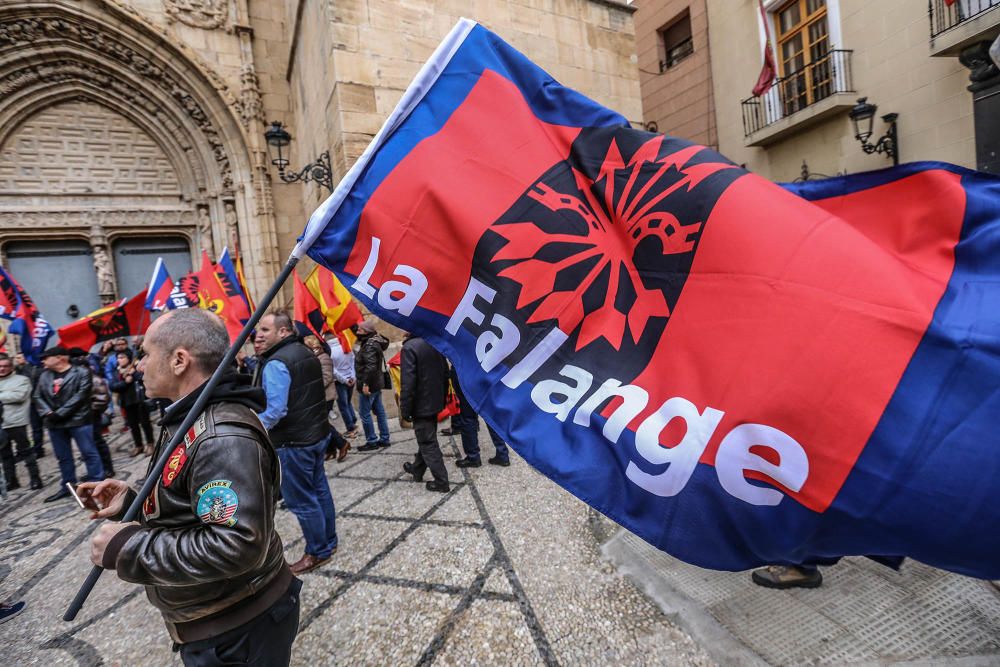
[89,224,117,305]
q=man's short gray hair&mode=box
[269,310,293,333]
[150,309,229,374]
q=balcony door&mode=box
[775,0,831,116]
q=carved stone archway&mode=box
[0,0,280,304]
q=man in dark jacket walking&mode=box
[354,319,391,451]
[399,334,450,492]
[34,345,104,502]
[80,307,299,666]
[254,311,338,575]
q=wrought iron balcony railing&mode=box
[741,49,854,138]
[929,0,1000,39]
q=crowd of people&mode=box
[0,305,851,662]
[0,309,516,663]
[0,308,510,558]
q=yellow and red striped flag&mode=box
[304,266,363,351]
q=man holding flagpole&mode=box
[79,308,298,665]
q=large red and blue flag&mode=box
[293,20,1000,578]
[0,266,53,364]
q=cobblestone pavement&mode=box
[605,521,1000,666]
[1,422,712,666]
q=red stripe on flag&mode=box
[346,70,581,313]
[625,170,965,512]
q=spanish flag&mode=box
[293,270,325,342]
[304,266,363,350]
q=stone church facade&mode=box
[0,0,641,329]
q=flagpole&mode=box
[63,256,299,622]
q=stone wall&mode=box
[286,0,644,229]
[635,0,717,147]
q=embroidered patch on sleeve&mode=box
[162,444,188,487]
[196,479,239,526]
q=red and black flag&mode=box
[58,289,149,351]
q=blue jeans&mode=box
[277,438,337,559]
[48,424,104,485]
[358,390,390,444]
[335,382,357,431]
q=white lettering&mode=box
[715,424,808,506]
[626,397,724,497]
[446,277,496,336]
[376,265,427,316]
[352,236,381,298]
[501,327,569,389]
[476,314,520,372]
[573,379,649,444]
[530,365,593,422]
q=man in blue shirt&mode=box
[254,311,337,575]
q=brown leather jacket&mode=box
[103,375,290,643]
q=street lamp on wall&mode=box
[263,120,334,193]
[848,98,899,166]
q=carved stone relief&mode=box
[164,0,229,31]
[0,210,196,228]
[223,199,239,251]
[237,63,264,129]
[197,204,214,258]
[0,16,234,191]
[0,100,181,195]
[89,225,117,304]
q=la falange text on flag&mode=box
[292,20,1000,579]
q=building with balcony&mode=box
[635,0,998,182]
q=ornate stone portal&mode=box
[0,0,281,304]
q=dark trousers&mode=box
[28,403,44,455]
[411,417,448,485]
[123,403,154,449]
[334,381,357,430]
[1,425,41,486]
[178,578,302,666]
[450,373,509,461]
[49,424,103,484]
[91,414,114,476]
